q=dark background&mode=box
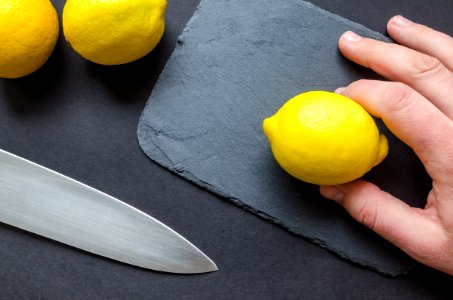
[0,0,452,299]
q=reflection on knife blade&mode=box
[0,149,217,274]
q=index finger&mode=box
[340,80,453,182]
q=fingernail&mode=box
[342,31,363,43]
[320,186,344,203]
[335,87,346,94]
[391,15,412,27]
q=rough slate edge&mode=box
[137,0,423,276]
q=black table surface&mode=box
[1,0,453,299]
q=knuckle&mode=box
[410,55,445,80]
[355,200,378,230]
[384,82,416,113]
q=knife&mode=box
[0,149,217,274]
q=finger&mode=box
[387,15,453,71]
[339,31,453,118]
[340,80,453,181]
[320,180,448,271]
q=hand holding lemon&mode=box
[263,91,388,185]
[319,17,453,276]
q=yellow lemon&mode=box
[263,91,388,185]
[62,0,167,65]
[0,0,59,79]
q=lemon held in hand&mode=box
[62,0,167,65]
[263,91,388,185]
[0,0,59,78]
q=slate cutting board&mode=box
[138,0,431,276]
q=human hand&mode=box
[320,15,453,275]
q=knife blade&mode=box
[0,149,217,274]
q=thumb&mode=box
[320,180,442,257]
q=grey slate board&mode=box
[138,0,430,275]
